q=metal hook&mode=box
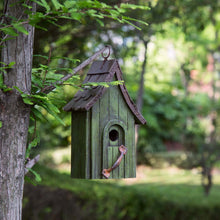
[101,45,111,61]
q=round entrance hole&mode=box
[109,129,119,142]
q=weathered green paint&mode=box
[127,110,136,177]
[71,83,136,179]
[91,102,100,178]
[71,111,90,178]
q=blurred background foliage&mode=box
[32,0,220,159]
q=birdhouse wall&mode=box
[71,111,91,178]
[71,83,136,179]
[90,84,136,179]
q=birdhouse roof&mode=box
[63,59,146,124]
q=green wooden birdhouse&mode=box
[63,59,146,179]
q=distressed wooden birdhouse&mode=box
[63,59,146,179]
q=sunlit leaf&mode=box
[13,23,29,35]
[1,27,18,36]
[51,0,63,10]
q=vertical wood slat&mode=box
[112,148,119,178]
[109,85,120,178]
[118,89,128,178]
[86,111,91,179]
[71,111,88,178]
[126,110,136,178]
[99,88,109,177]
[107,147,113,179]
[119,145,125,178]
[91,101,100,179]
[109,84,119,120]
[131,120,136,177]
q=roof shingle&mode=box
[63,59,146,124]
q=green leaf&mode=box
[22,97,34,105]
[8,61,16,68]
[109,80,124,86]
[120,3,150,10]
[51,0,63,10]
[22,3,33,9]
[13,23,29,35]
[1,27,18,36]
[13,86,24,94]
[64,1,76,9]
[29,169,42,182]
[122,16,148,27]
[31,106,48,121]
[26,138,39,157]
[41,102,65,125]
[3,87,12,92]
[70,11,82,21]
[0,121,2,128]
[40,0,51,12]
[33,54,49,60]
[96,19,104,27]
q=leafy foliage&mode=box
[0,0,148,40]
[0,0,150,165]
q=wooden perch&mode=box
[24,154,40,175]
[41,46,111,94]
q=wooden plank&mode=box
[119,146,125,178]
[108,147,119,179]
[109,83,119,120]
[112,147,119,178]
[126,110,136,178]
[108,83,119,179]
[108,147,113,179]
[100,87,109,132]
[99,89,109,178]
[118,90,128,178]
[85,111,91,179]
[91,101,100,179]
[71,111,87,178]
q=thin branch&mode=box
[0,20,29,30]
[25,154,40,175]
[41,46,110,94]
[0,34,9,46]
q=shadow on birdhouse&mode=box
[63,59,146,179]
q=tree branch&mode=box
[24,154,40,175]
[41,46,110,94]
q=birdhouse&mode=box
[63,59,146,179]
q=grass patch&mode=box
[23,164,220,220]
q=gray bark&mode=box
[135,40,148,144]
[0,1,35,219]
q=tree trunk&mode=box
[135,40,148,144]
[136,40,148,112]
[0,1,35,219]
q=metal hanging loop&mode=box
[102,45,111,61]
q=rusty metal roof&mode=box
[63,59,146,125]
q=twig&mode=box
[0,34,9,46]
[25,154,40,174]
[41,46,110,94]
